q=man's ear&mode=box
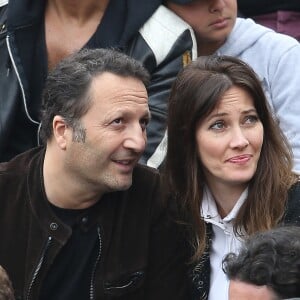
[52,115,70,150]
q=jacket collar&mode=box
[201,185,248,225]
[6,0,44,30]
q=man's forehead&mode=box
[92,71,144,84]
[89,72,146,97]
[229,280,278,300]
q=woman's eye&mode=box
[245,115,259,124]
[210,121,225,130]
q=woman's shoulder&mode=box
[284,178,300,225]
[288,178,300,198]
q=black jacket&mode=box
[0,147,190,300]
[0,0,196,164]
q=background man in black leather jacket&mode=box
[0,0,195,165]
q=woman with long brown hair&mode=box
[163,55,300,300]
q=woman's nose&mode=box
[229,128,249,149]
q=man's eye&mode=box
[140,119,149,130]
[112,118,122,124]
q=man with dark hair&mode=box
[0,48,189,300]
[223,226,300,300]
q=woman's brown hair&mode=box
[163,55,297,262]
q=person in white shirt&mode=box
[162,55,300,300]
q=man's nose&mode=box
[123,125,147,153]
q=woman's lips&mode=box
[227,154,252,164]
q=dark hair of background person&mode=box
[0,266,15,300]
[163,55,298,262]
[39,48,150,144]
[223,226,300,299]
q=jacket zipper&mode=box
[26,236,52,300]
[89,226,102,300]
[6,34,40,143]
[104,271,144,292]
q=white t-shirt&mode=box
[201,186,248,300]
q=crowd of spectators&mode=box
[0,1,299,299]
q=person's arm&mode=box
[127,5,197,168]
[142,205,191,299]
[283,180,300,224]
[267,39,300,174]
[125,165,191,299]
[143,38,193,168]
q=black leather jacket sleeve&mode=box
[129,29,194,165]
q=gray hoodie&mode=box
[217,17,300,174]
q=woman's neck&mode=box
[207,181,247,218]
